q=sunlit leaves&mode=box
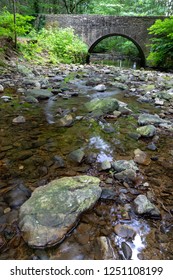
[147,16,173,67]
[0,9,34,38]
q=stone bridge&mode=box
[40,14,166,66]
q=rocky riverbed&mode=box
[0,62,173,260]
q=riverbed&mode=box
[0,63,173,259]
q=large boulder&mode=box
[25,89,53,100]
[19,175,101,248]
[138,113,166,125]
[85,97,119,115]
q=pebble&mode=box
[1,95,12,102]
[0,84,4,92]
[147,142,157,151]
[114,224,136,239]
[3,207,11,214]
[134,148,151,165]
[12,116,26,124]
[93,84,106,92]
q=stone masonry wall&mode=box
[39,14,166,66]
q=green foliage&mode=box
[94,36,139,57]
[0,10,35,39]
[147,17,173,68]
[0,0,171,16]
[87,0,168,16]
[18,27,88,64]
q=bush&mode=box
[19,27,88,64]
[147,17,173,68]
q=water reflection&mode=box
[89,136,113,162]
[90,53,141,69]
[44,97,55,124]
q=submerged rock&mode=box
[4,184,31,209]
[19,175,101,248]
[134,148,151,165]
[136,125,156,137]
[26,89,53,100]
[85,97,119,115]
[68,149,85,163]
[138,113,166,125]
[93,84,106,92]
[114,224,136,239]
[57,114,74,127]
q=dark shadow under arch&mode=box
[86,33,146,67]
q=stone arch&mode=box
[86,33,146,67]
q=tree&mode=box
[12,0,17,48]
[0,0,172,16]
[59,0,92,14]
[86,0,169,16]
[147,16,173,68]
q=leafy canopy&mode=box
[147,16,173,68]
[0,9,35,38]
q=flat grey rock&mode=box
[19,175,101,248]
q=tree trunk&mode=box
[12,0,17,49]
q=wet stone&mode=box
[114,169,137,183]
[19,175,101,248]
[0,84,4,92]
[93,84,106,92]
[12,116,26,124]
[100,160,111,171]
[133,194,161,217]
[53,155,65,168]
[95,236,116,259]
[136,125,156,137]
[4,184,31,209]
[114,224,136,239]
[26,89,53,100]
[1,95,12,102]
[68,149,85,163]
[121,241,132,260]
[138,113,167,125]
[112,160,138,173]
[85,97,119,115]
[134,148,151,165]
[101,187,117,200]
[147,142,157,151]
[57,114,74,127]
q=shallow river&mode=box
[0,72,173,260]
